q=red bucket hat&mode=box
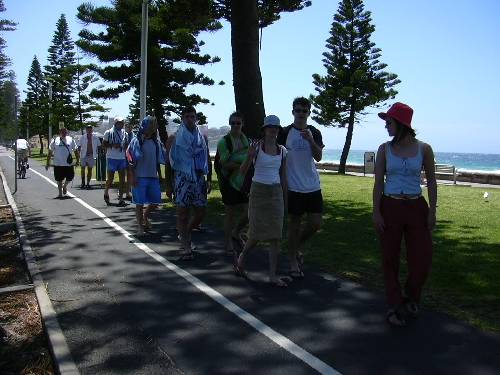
[378,102,413,128]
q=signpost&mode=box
[364,151,375,175]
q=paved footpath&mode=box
[1,147,499,375]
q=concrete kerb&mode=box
[0,167,80,375]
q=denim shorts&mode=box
[107,158,127,172]
[132,177,162,205]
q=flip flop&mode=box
[288,270,304,280]
[233,263,248,279]
[269,277,289,288]
[386,309,407,327]
[178,252,194,261]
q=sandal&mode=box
[233,262,248,279]
[288,270,304,280]
[178,252,194,261]
[386,309,407,327]
[405,301,419,318]
[104,194,110,205]
[269,277,289,288]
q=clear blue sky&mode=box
[3,0,500,154]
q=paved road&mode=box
[1,147,499,375]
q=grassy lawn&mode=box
[28,147,500,332]
[206,173,500,333]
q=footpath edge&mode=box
[0,166,80,375]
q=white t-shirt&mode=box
[103,127,126,160]
[252,145,286,185]
[16,139,29,150]
[285,127,321,193]
[78,133,100,159]
[50,136,76,166]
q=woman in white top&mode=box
[235,115,289,287]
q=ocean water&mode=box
[322,149,500,173]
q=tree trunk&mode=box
[38,134,44,154]
[339,108,356,174]
[230,0,265,139]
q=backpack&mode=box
[214,134,233,178]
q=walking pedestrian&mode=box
[277,97,325,279]
[372,102,437,326]
[126,116,166,236]
[124,121,135,200]
[102,116,127,206]
[234,115,289,287]
[77,124,100,189]
[166,106,211,259]
[45,125,79,199]
[216,111,250,255]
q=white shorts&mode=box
[81,154,95,168]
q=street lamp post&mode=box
[48,81,53,142]
[139,0,148,121]
[26,105,29,140]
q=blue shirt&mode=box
[384,142,423,195]
[135,139,158,178]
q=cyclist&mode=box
[15,138,31,170]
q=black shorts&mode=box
[288,189,323,216]
[54,166,75,182]
[219,176,249,206]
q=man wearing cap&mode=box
[102,116,127,206]
[45,125,79,199]
[277,97,325,279]
[77,124,101,189]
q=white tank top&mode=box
[252,145,286,185]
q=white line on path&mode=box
[6,156,341,375]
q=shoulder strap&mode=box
[224,133,233,153]
[277,125,292,145]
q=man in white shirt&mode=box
[77,124,101,189]
[15,138,31,169]
[277,97,325,278]
[102,116,127,206]
[45,125,79,199]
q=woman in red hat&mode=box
[372,102,437,326]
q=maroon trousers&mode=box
[380,196,433,307]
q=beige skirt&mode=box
[248,181,284,241]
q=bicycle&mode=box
[17,156,29,179]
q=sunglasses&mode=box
[230,121,242,125]
[294,108,309,114]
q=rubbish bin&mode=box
[96,146,107,181]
